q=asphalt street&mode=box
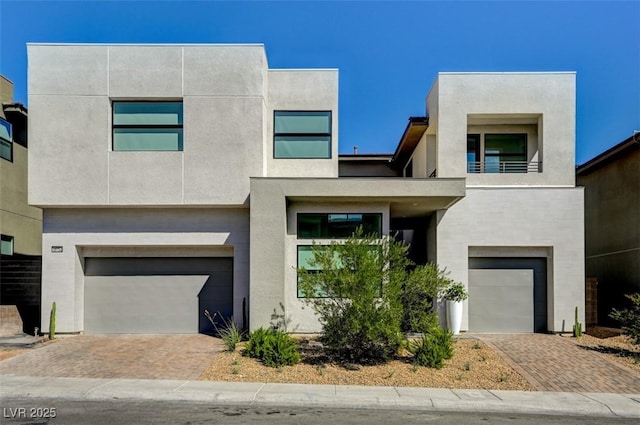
[2,397,639,425]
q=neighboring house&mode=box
[27,44,584,335]
[577,135,640,326]
[0,75,42,334]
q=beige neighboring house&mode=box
[1,75,42,334]
[27,44,584,336]
[577,134,640,325]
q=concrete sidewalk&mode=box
[1,375,639,418]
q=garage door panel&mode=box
[469,269,534,333]
[84,257,232,334]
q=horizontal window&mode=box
[274,111,331,159]
[297,213,382,239]
[113,102,183,151]
[0,118,12,161]
[1,234,14,256]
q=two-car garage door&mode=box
[84,257,232,334]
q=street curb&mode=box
[1,375,639,418]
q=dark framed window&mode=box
[297,213,382,239]
[297,245,327,298]
[1,234,14,256]
[112,101,183,151]
[467,133,528,173]
[0,118,12,161]
[274,111,331,158]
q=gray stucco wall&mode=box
[578,148,640,324]
[28,44,268,207]
[436,187,585,332]
[426,72,576,186]
[40,208,249,333]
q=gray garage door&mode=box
[468,257,547,333]
[84,257,232,334]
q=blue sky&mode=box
[1,0,638,164]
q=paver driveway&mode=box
[478,334,640,393]
[0,334,224,380]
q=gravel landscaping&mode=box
[199,338,535,390]
[572,329,640,374]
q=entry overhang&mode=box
[248,176,465,330]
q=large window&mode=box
[0,118,12,161]
[1,235,14,255]
[297,213,382,239]
[274,111,331,158]
[467,133,528,173]
[113,102,183,151]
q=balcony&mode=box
[467,161,542,174]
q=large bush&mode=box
[298,228,449,364]
[609,293,640,345]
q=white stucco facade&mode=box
[28,44,584,334]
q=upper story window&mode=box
[1,234,14,255]
[467,133,538,173]
[298,213,382,239]
[274,111,331,159]
[113,102,183,151]
[0,118,12,161]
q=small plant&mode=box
[49,302,56,340]
[204,310,243,351]
[231,357,240,366]
[609,293,640,346]
[573,306,583,338]
[231,365,240,375]
[408,326,454,369]
[455,374,464,381]
[411,363,419,373]
[479,354,487,362]
[243,327,300,368]
[463,361,471,371]
[315,364,325,376]
[386,369,396,379]
[442,282,468,302]
[497,373,508,382]
[472,341,482,349]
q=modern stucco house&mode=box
[577,134,640,326]
[1,75,42,334]
[27,43,585,335]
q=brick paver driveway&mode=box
[478,334,640,393]
[0,334,224,380]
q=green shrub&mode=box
[610,293,640,345]
[298,228,450,364]
[408,326,454,369]
[243,327,300,368]
[442,282,469,302]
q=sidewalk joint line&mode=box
[173,380,190,392]
[393,386,401,398]
[582,393,619,417]
[84,378,116,397]
[487,390,503,401]
[250,382,266,406]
